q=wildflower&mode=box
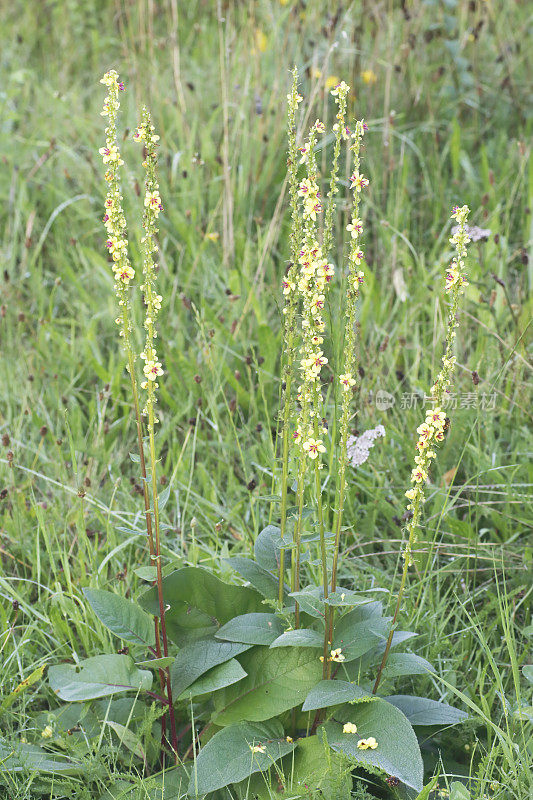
[361,69,377,85]
[116,265,135,284]
[143,361,164,381]
[286,736,293,743]
[41,725,53,739]
[357,737,378,750]
[282,278,295,295]
[254,29,267,53]
[145,190,163,216]
[339,373,356,391]
[350,172,369,192]
[411,467,427,483]
[346,218,363,239]
[346,426,385,467]
[325,75,340,90]
[100,70,134,341]
[302,438,326,459]
[249,743,266,754]
[135,107,164,420]
[329,647,345,662]
[426,408,446,427]
[343,722,358,734]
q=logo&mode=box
[375,390,395,411]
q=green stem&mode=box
[291,458,306,628]
[148,399,179,759]
[372,494,421,694]
[278,371,292,606]
[314,460,329,678]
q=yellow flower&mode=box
[357,736,378,750]
[325,75,340,91]
[343,722,357,734]
[254,29,268,53]
[249,743,266,753]
[329,647,345,662]
[339,373,356,391]
[411,467,427,484]
[302,438,326,459]
[41,725,53,739]
[346,218,363,239]
[361,69,377,85]
[286,736,293,743]
[205,231,220,242]
[143,361,164,381]
[115,265,135,284]
[145,190,162,215]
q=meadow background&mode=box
[0,1,531,798]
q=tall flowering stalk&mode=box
[373,205,470,694]
[100,72,177,758]
[322,81,350,259]
[99,70,162,661]
[326,119,368,663]
[292,119,333,632]
[278,69,303,605]
[133,109,179,756]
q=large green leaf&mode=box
[332,615,387,662]
[177,659,246,700]
[188,721,296,796]
[324,698,423,792]
[49,655,152,701]
[289,586,326,618]
[287,734,352,800]
[302,680,373,711]
[254,525,292,571]
[83,588,155,646]
[270,629,323,648]
[139,567,263,645]
[226,557,283,601]
[213,646,322,725]
[216,613,284,645]
[170,638,251,698]
[385,695,468,726]
[382,653,433,678]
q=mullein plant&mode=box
[373,204,470,693]
[99,71,178,758]
[280,79,350,637]
[51,69,472,797]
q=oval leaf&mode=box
[188,722,295,796]
[226,557,284,601]
[213,647,322,725]
[216,613,284,646]
[270,629,324,648]
[382,653,434,678]
[178,659,246,700]
[302,680,373,711]
[84,588,156,646]
[170,638,251,698]
[254,525,292,571]
[139,567,263,645]
[385,695,468,726]
[49,655,152,701]
[324,698,423,791]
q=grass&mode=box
[0,0,531,798]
